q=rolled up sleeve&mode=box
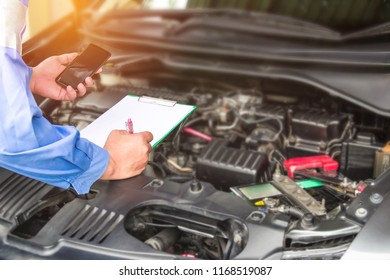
[0,47,109,194]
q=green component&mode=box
[239,183,281,200]
[296,179,323,189]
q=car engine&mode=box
[2,8,390,260]
[27,57,388,259]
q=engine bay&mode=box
[2,8,390,260]
[49,68,390,191]
[20,62,388,259]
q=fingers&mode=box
[65,85,78,100]
[57,52,78,65]
[58,54,100,99]
[138,132,153,153]
[121,130,153,152]
[115,130,153,139]
[65,80,91,99]
[118,130,153,144]
[76,83,87,97]
[101,130,154,180]
[84,76,94,87]
[141,131,154,143]
[74,77,95,97]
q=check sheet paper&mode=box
[80,95,196,148]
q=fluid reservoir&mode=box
[374,142,390,178]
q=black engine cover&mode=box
[196,139,269,191]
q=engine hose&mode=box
[144,228,181,251]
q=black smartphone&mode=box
[55,43,111,89]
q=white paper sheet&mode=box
[80,95,196,148]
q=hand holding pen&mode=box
[100,126,153,180]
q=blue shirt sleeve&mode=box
[0,47,109,195]
[0,0,109,194]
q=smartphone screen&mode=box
[56,44,111,89]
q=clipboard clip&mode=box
[138,96,177,107]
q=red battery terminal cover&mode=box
[283,155,339,178]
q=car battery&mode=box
[374,142,390,178]
[196,139,269,191]
[340,132,382,181]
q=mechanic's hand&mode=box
[30,53,100,101]
[100,130,153,180]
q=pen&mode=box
[125,118,134,134]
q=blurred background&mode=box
[25,0,73,40]
[25,0,390,41]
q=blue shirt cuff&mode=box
[69,143,109,194]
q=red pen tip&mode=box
[126,118,134,133]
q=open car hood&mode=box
[25,8,390,116]
[3,5,389,260]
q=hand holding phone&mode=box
[56,44,111,89]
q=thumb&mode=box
[57,52,78,65]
